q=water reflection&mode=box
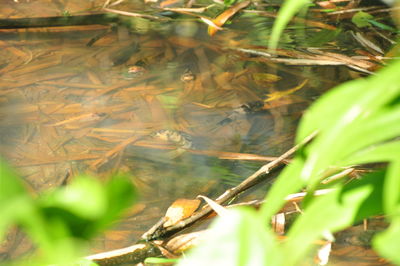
[0,7,353,257]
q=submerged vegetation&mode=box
[0,0,400,265]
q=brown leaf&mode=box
[208,0,250,36]
[164,199,201,227]
[316,1,337,10]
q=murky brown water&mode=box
[0,0,384,264]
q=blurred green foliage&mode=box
[179,62,400,266]
[179,58,400,265]
[1,1,399,265]
[352,11,398,32]
[0,161,137,265]
[178,0,400,263]
[352,11,374,28]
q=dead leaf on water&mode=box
[264,79,308,102]
[164,199,201,227]
[208,0,250,36]
[252,73,282,84]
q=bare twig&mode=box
[86,242,162,266]
[228,47,376,75]
[142,131,317,240]
[321,167,355,184]
[86,186,339,265]
[161,5,214,13]
[103,7,171,21]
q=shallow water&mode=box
[0,0,367,260]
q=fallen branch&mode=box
[85,242,162,266]
[142,131,317,240]
[84,132,318,265]
[87,185,341,265]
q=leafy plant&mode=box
[352,11,374,28]
[352,11,398,32]
[178,2,400,264]
[268,0,311,49]
[0,160,137,265]
[179,51,400,266]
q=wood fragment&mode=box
[86,243,162,266]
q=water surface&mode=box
[0,0,362,260]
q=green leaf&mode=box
[178,208,280,266]
[383,161,400,214]
[296,78,366,142]
[257,60,400,264]
[352,11,374,28]
[269,0,310,50]
[223,0,237,7]
[349,103,400,220]
[0,197,44,243]
[281,170,384,265]
[0,161,136,265]
[295,61,400,190]
[337,107,400,161]
[92,175,137,233]
[373,217,400,264]
[38,175,136,239]
[0,160,47,245]
[0,159,26,203]
[306,29,341,47]
[260,157,306,221]
[144,257,179,264]
[41,177,107,220]
[298,60,400,143]
[345,141,400,165]
[367,19,398,32]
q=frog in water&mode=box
[122,65,148,80]
[150,129,193,150]
[143,129,193,158]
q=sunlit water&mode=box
[0,0,364,261]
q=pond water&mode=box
[0,0,385,263]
